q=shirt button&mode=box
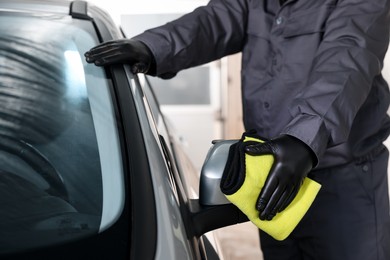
[264,102,270,108]
[362,165,369,172]
[276,17,283,25]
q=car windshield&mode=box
[0,11,124,253]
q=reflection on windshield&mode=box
[0,34,73,142]
[0,14,122,253]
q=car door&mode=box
[139,75,225,260]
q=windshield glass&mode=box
[0,12,124,253]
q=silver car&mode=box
[0,0,246,259]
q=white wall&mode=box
[89,0,207,24]
[383,45,390,151]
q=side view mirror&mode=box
[199,139,237,206]
[187,140,248,238]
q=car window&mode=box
[140,75,200,199]
[0,12,124,253]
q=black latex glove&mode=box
[245,135,316,221]
[84,39,156,74]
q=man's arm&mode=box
[246,0,390,221]
[282,0,390,158]
[133,0,249,77]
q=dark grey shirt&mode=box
[134,0,390,169]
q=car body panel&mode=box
[125,71,195,260]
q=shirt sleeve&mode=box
[133,0,248,76]
[282,0,390,162]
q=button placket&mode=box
[275,16,283,25]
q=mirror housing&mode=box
[188,139,248,238]
[199,139,237,206]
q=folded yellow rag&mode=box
[220,132,321,241]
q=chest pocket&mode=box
[283,5,335,38]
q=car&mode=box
[0,0,247,259]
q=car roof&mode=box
[0,0,120,41]
[0,0,71,14]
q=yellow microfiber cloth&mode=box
[220,132,321,241]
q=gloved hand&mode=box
[245,135,316,221]
[84,39,156,74]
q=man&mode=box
[85,0,390,259]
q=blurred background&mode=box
[88,1,390,259]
